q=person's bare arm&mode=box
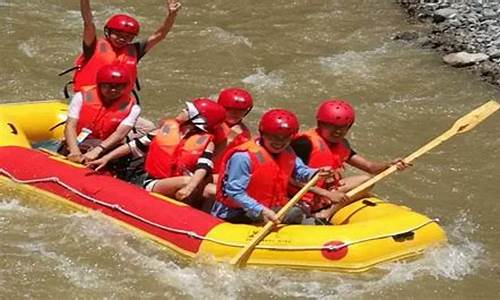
[80,0,96,48]
[348,154,410,174]
[64,118,83,162]
[144,0,181,54]
[85,143,132,171]
[175,140,213,200]
[82,124,132,162]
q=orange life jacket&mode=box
[216,140,296,209]
[144,119,213,179]
[289,128,352,210]
[76,85,134,140]
[72,37,137,94]
[303,128,351,169]
[212,122,251,173]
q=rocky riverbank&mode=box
[396,0,500,88]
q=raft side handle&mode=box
[392,231,415,242]
[361,199,376,206]
[7,123,18,135]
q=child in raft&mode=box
[212,87,254,174]
[211,109,342,225]
[63,64,139,164]
[290,99,410,221]
[87,99,226,208]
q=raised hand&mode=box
[167,0,182,14]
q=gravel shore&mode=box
[396,0,500,88]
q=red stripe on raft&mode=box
[0,146,222,254]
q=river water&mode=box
[1,0,500,299]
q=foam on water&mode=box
[242,68,284,92]
[18,39,38,58]
[19,242,102,290]
[0,199,32,213]
[0,191,485,298]
[319,45,389,80]
[75,211,483,299]
[200,26,253,48]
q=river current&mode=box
[1,1,499,299]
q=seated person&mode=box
[212,87,254,174]
[211,109,337,225]
[290,99,409,220]
[63,63,139,164]
[87,99,226,208]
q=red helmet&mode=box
[105,14,140,36]
[217,88,253,111]
[96,64,130,85]
[316,99,355,126]
[259,109,299,136]
[190,98,226,131]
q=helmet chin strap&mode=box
[104,28,110,39]
[186,114,207,131]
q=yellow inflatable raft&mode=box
[0,100,446,272]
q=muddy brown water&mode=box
[1,1,499,299]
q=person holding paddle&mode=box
[211,109,340,225]
[290,99,410,220]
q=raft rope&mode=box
[0,168,439,252]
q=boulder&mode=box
[433,8,458,23]
[442,51,489,67]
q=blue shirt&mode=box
[211,151,317,220]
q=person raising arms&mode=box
[87,99,226,208]
[290,99,410,220]
[211,109,337,225]
[69,0,182,94]
[63,64,139,164]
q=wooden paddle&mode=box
[229,173,321,267]
[330,100,500,217]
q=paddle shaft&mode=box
[230,100,499,267]
[345,127,454,199]
[229,173,321,266]
[339,100,500,207]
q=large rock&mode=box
[433,8,458,23]
[443,51,489,67]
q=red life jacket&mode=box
[216,140,296,209]
[212,122,251,174]
[303,128,351,169]
[76,85,134,140]
[72,37,137,94]
[289,128,352,210]
[144,119,213,179]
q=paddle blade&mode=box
[452,100,499,134]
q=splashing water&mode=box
[0,191,486,299]
[242,68,284,92]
